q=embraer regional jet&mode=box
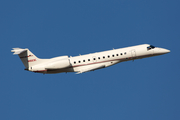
[11,44,170,74]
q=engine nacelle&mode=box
[45,58,71,69]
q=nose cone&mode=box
[161,48,170,54]
[154,48,170,55]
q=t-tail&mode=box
[11,48,41,70]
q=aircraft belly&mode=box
[73,63,104,72]
[73,60,120,73]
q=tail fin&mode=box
[11,48,41,69]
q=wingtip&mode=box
[76,71,82,74]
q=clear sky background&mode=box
[0,0,179,120]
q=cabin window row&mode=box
[74,52,127,64]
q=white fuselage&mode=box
[11,44,170,74]
[29,44,169,74]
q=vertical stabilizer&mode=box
[11,48,41,69]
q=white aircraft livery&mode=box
[11,44,170,74]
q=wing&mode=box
[76,64,105,74]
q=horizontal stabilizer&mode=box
[11,48,27,55]
[76,65,105,74]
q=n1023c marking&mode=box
[28,59,36,62]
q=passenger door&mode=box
[131,50,136,58]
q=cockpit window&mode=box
[150,45,155,48]
[147,45,155,50]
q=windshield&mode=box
[150,45,155,48]
[147,45,155,50]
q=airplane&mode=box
[11,44,170,74]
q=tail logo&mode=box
[28,59,36,62]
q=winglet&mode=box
[11,48,27,55]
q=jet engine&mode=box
[45,57,71,69]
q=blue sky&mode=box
[0,0,180,120]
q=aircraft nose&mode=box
[154,48,170,55]
[160,48,170,54]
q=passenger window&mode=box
[103,56,105,59]
[88,59,90,61]
[98,57,100,59]
[74,61,76,64]
[116,54,119,56]
[79,61,81,63]
[112,55,114,57]
[94,58,96,60]
[83,60,85,62]
[108,55,110,58]
[121,53,123,55]
[124,52,126,55]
